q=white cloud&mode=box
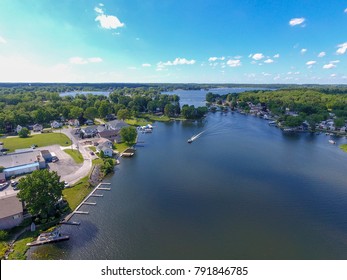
[0,36,7,44]
[306,61,316,68]
[95,6,124,30]
[208,56,225,62]
[289,17,305,26]
[226,59,241,67]
[99,3,104,7]
[128,66,137,70]
[69,57,102,64]
[344,8,347,13]
[142,63,151,67]
[264,59,274,64]
[330,60,340,64]
[331,74,336,77]
[88,57,103,63]
[317,51,326,58]
[300,48,307,54]
[252,53,264,60]
[273,54,280,58]
[157,57,196,70]
[336,42,347,55]
[323,63,336,69]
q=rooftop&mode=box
[0,150,43,168]
[0,193,23,219]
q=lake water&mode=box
[29,90,347,260]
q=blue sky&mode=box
[0,0,346,84]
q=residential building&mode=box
[51,120,62,128]
[33,124,43,132]
[0,172,5,184]
[0,194,24,230]
[16,125,23,134]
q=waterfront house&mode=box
[98,129,119,142]
[94,138,113,149]
[106,120,128,132]
[33,124,43,132]
[98,146,113,157]
[0,193,24,230]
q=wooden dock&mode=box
[62,182,112,223]
[60,221,81,226]
[83,202,96,206]
[75,211,89,215]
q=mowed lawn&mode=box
[1,133,72,152]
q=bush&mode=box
[0,230,8,241]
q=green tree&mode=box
[98,100,112,118]
[117,108,130,120]
[18,127,30,138]
[120,126,137,144]
[334,117,345,128]
[84,107,98,120]
[17,170,64,217]
[101,158,115,175]
[69,106,83,119]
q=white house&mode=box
[68,119,79,127]
[99,146,113,157]
[16,125,23,134]
[33,124,43,132]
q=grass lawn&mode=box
[62,176,93,210]
[125,118,151,126]
[142,113,171,122]
[7,231,38,260]
[339,144,347,153]
[63,149,84,164]
[115,142,131,153]
[2,133,71,152]
[0,241,9,259]
[89,146,96,152]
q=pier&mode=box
[61,182,112,224]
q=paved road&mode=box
[56,128,93,185]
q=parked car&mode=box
[64,182,70,188]
[90,151,95,155]
[31,144,38,149]
[52,157,59,163]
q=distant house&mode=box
[99,146,113,157]
[94,138,113,149]
[33,124,43,132]
[98,129,118,142]
[0,194,24,230]
[340,127,346,133]
[81,126,98,138]
[105,114,116,121]
[85,119,94,125]
[51,120,62,128]
[106,120,128,132]
[16,125,23,134]
[68,119,79,127]
[0,172,5,184]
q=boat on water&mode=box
[27,228,69,246]
[187,130,205,144]
[329,140,336,144]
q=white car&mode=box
[64,182,70,188]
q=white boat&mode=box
[329,140,336,144]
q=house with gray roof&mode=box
[0,194,24,230]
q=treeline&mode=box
[236,89,347,128]
[0,85,207,133]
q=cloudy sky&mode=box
[0,0,346,84]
